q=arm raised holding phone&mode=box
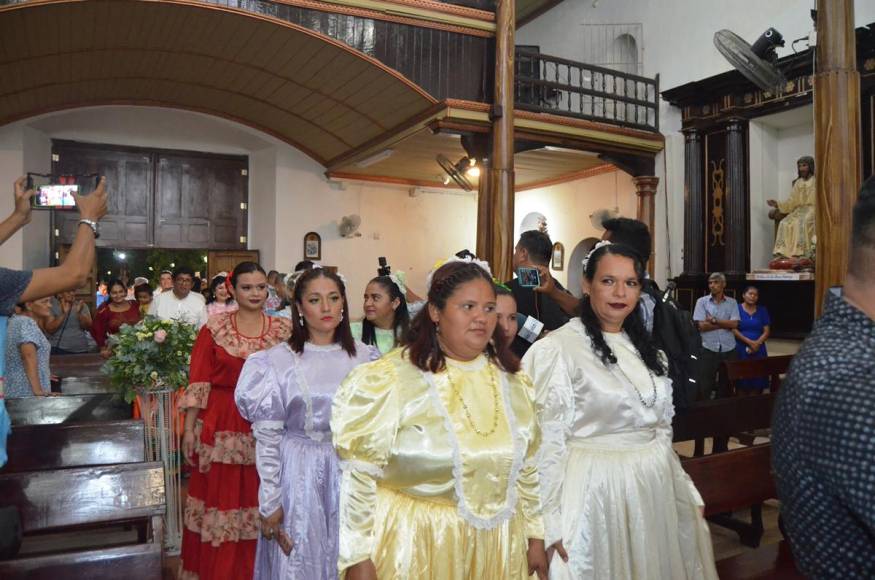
[7,176,109,304]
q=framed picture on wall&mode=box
[304,232,321,260]
[552,242,565,271]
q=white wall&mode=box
[0,125,25,269]
[271,147,477,314]
[515,169,637,288]
[22,126,52,269]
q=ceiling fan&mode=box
[714,27,786,92]
[436,154,474,192]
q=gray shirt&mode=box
[693,294,739,353]
[45,297,92,353]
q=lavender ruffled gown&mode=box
[236,341,380,580]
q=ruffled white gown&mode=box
[523,319,717,580]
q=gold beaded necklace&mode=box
[446,363,501,438]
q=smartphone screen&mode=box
[33,184,78,208]
[517,267,541,288]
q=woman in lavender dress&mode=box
[236,268,379,580]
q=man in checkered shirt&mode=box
[773,177,875,578]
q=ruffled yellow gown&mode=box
[331,348,544,580]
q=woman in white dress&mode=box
[522,243,717,580]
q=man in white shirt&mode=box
[148,266,208,329]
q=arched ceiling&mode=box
[0,0,437,165]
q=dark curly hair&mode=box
[405,261,519,373]
[290,268,357,357]
[580,244,665,375]
[360,276,409,349]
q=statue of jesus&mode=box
[767,155,815,260]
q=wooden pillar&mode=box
[814,0,861,315]
[683,128,705,274]
[724,119,748,274]
[479,0,515,282]
[633,175,659,277]
[475,164,492,261]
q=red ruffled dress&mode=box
[179,312,291,580]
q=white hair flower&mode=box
[425,254,493,293]
[581,240,612,274]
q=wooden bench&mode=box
[673,392,775,456]
[5,394,131,426]
[716,541,803,580]
[722,354,794,395]
[58,376,115,395]
[682,443,776,548]
[1,420,145,473]
[0,462,165,579]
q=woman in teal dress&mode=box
[350,275,409,354]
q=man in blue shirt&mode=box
[692,272,739,400]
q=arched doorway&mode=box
[567,237,600,297]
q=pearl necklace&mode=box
[611,349,658,408]
[446,364,501,438]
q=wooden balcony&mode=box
[516,48,660,132]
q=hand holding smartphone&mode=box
[517,267,541,288]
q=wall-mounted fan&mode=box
[437,154,474,192]
[589,207,620,231]
[714,28,786,92]
[338,214,362,238]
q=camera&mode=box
[378,256,391,277]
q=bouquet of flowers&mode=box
[102,316,198,403]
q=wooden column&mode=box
[724,119,748,274]
[478,0,515,282]
[475,164,492,261]
[814,0,861,314]
[633,175,659,277]
[683,128,705,274]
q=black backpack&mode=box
[645,281,702,411]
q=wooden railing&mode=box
[515,48,660,132]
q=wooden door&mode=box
[156,153,248,249]
[52,141,153,248]
[207,250,260,281]
[57,244,98,314]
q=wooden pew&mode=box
[683,443,775,549]
[1,420,145,473]
[0,462,164,579]
[673,392,775,455]
[5,394,131,426]
[59,376,115,395]
[722,354,794,395]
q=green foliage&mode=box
[101,316,198,403]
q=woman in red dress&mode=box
[179,262,291,580]
[91,278,142,357]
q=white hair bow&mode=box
[581,240,612,274]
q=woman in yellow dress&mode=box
[331,259,548,580]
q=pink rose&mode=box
[154,329,167,343]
